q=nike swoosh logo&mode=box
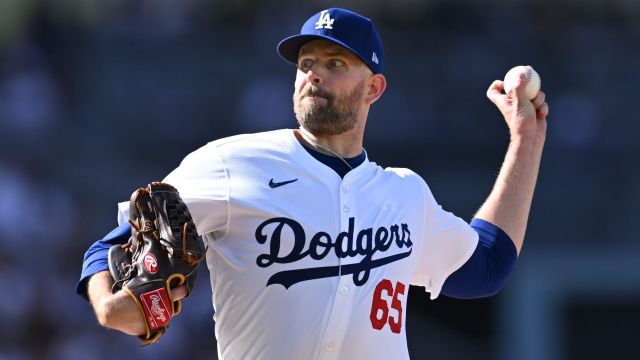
[269,178,298,188]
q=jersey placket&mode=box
[317,180,358,360]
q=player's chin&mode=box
[300,118,354,137]
[295,101,326,119]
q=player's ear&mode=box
[365,73,386,105]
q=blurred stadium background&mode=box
[0,0,638,359]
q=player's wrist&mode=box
[509,129,545,151]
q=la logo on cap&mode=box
[314,10,334,29]
[277,8,384,74]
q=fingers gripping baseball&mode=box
[531,90,545,109]
[486,67,548,138]
[531,91,549,121]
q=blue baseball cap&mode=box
[277,8,384,74]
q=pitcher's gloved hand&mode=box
[108,182,205,344]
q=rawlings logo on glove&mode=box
[140,288,171,329]
[108,182,205,344]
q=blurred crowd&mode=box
[1,1,639,359]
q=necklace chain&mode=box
[299,131,354,170]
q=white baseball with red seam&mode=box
[503,65,541,100]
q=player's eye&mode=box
[328,59,344,68]
[298,58,314,71]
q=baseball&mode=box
[503,65,541,100]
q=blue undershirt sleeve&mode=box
[76,223,131,301]
[440,218,517,299]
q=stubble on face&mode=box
[293,79,366,136]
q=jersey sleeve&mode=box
[117,142,230,236]
[440,219,517,298]
[411,181,479,300]
[76,223,131,300]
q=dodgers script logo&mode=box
[255,217,412,288]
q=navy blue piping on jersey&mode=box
[300,143,366,178]
[76,222,131,300]
[440,218,517,299]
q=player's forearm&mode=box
[474,134,544,254]
[87,271,146,336]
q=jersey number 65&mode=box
[370,279,406,333]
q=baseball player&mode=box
[77,8,548,359]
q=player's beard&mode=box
[293,80,365,136]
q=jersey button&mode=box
[326,341,335,351]
[340,286,348,295]
[342,205,350,213]
[341,186,348,193]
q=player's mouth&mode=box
[301,86,332,102]
[302,95,328,104]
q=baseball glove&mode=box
[108,182,205,344]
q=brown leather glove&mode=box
[108,182,205,344]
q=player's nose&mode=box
[304,66,323,85]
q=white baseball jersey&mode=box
[117,129,478,360]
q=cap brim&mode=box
[277,34,367,69]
